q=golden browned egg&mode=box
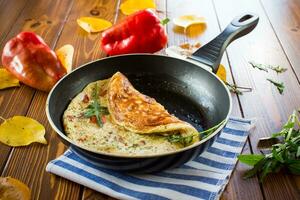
[107,72,198,136]
[63,72,199,156]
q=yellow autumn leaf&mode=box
[56,44,74,73]
[0,68,20,90]
[77,17,112,33]
[0,116,47,147]
[120,0,156,15]
[216,64,227,82]
[0,177,31,200]
[173,15,206,29]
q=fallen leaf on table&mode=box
[77,17,112,33]
[0,177,31,200]
[56,44,74,73]
[173,15,205,29]
[216,64,227,82]
[0,116,47,147]
[0,68,20,90]
[120,0,156,15]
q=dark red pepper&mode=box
[1,32,67,91]
[101,9,168,56]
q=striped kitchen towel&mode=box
[46,118,254,200]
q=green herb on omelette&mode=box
[238,110,300,181]
[167,120,226,146]
[84,83,109,127]
[267,78,285,94]
[167,134,194,147]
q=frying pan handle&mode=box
[189,13,259,73]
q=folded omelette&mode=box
[63,72,199,156]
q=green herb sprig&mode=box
[225,82,252,95]
[238,110,300,181]
[268,65,287,74]
[267,78,285,94]
[249,61,269,72]
[167,120,226,146]
[84,83,108,127]
[249,62,287,74]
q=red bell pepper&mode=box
[101,9,168,56]
[1,32,67,92]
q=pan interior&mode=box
[127,74,207,131]
[48,54,230,141]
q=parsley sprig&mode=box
[238,110,300,181]
[84,83,108,127]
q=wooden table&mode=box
[1,0,300,199]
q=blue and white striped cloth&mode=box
[46,118,254,200]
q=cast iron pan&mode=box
[46,13,259,173]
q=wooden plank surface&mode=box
[0,0,300,199]
[0,0,80,199]
[260,0,300,81]
[166,1,263,200]
[0,0,74,173]
[213,0,300,199]
[2,0,121,199]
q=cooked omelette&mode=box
[63,72,199,156]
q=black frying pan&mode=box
[46,14,259,173]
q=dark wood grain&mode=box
[0,0,81,199]
[213,0,300,199]
[3,0,120,199]
[0,0,74,173]
[0,0,29,45]
[260,0,300,82]
[1,0,300,199]
[165,1,264,199]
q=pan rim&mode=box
[46,53,232,158]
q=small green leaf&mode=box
[161,18,170,25]
[268,65,287,74]
[267,78,285,94]
[259,159,273,181]
[287,160,300,175]
[238,154,265,166]
[243,158,266,179]
[297,146,300,157]
[249,61,269,72]
[272,148,284,163]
